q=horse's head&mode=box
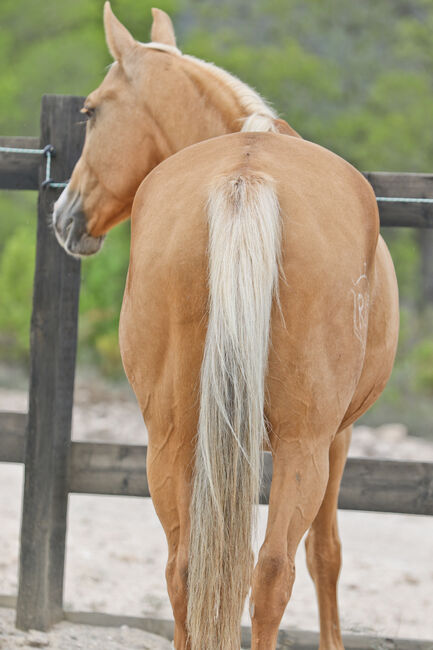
[53,2,298,257]
[53,3,180,256]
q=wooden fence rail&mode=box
[3,132,433,227]
[1,94,433,649]
[0,136,41,190]
[1,411,433,516]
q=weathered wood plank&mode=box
[0,412,27,462]
[1,422,431,516]
[16,95,85,632]
[365,172,433,227]
[0,136,41,190]
[378,201,433,228]
[262,455,433,515]
[273,627,432,650]
[69,442,149,496]
[339,457,433,516]
[66,442,433,516]
[0,594,17,609]
[0,601,430,649]
[365,171,433,197]
[63,611,433,649]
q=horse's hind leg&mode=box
[305,425,351,650]
[146,432,193,650]
[250,430,332,649]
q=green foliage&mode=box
[0,0,177,374]
[0,224,35,359]
[0,192,36,254]
[184,0,433,171]
[78,222,130,374]
[383,229,420,307]
[411,338,433,393]
[94,331,124,377]
[0,0,180,135]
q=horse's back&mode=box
[120,132,397,438]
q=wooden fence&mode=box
[0,94,432,650]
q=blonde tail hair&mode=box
[187,174,282,649]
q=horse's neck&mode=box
[147,57,262,158]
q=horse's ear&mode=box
[104,1,136,62]
[151,8,177,47]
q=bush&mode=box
[78,221,130,375]
[0,216,129,375]
[411,338,433,394]
[0,224,35,360]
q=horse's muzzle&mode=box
[53,187,105,257]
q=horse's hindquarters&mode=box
[118,131,399,649]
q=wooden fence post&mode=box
[16,95,85,631]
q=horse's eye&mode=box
[80,106,95,120]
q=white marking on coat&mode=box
[351,263,370,351]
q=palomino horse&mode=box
[53,4,399,649]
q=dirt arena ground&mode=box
[0,607,172,649]
[1,379,433,647]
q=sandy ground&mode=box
[0,607,172,650]
[1,381,433,647]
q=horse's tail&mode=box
[187,173,282,649]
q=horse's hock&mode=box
[0,94,433,649]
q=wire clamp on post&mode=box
[41,144,56,189]
[43,144,70,189]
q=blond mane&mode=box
[141,41,278,133]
